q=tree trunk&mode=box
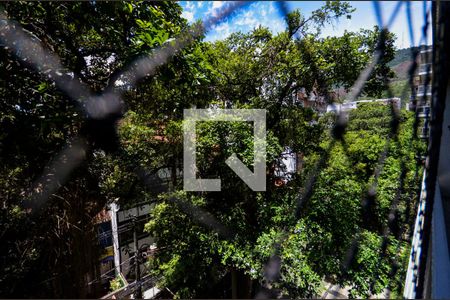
[231,269,253,299]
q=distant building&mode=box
[111,203,155,281]
[92,209,115,295]
[92,202,165,299]
[272,146,296,186]
[95,125,181,297]
[326,97,401,115]
[92,203,155,297]
[408,47,432,139]
[292,87,328,113]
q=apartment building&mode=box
[408,47,433,139]
[326,97,401,116]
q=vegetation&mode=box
[389,47,417,67]
[109,276,126,292]
[388,45,431,68]
[0,1,187,297]
[0,1,423,299]
[308,103,423,297]
[381,45,434,107]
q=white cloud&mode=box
[186,1,195,11]
[181,1,196,23]
[234,10,258,27]
[204,1,287,42]
[269,19,285,35]
[268,2,275,14]
[208,22,232,41]
[317,1,431,48]
[215,22,231,35]
[234,2,285,35]
[200,0,430,48]
[206,1,227,17]
[182,10,194,22]
[212,1,224,10]
[197,1,203,8]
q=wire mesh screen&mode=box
[0,1,436,299]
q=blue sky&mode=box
[179,1,432,49]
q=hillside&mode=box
[390,45,432,80]
[389,47,418,67]
[383,45,432,107]
[392,60,413,81]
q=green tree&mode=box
[0,1,185,297]
[302,103,422,297]
[141,3,400,299]
[0,1,405,298]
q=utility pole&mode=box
[133,216,142,299]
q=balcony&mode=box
[419,126,429,139]
[419,48,432,63]
[418,63,432,76]
[417,106,431,118]
[417,85,432,97]
[420,48,432,54]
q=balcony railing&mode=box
[418,63,432,75]
[417,106,431,118]
[418,126,429,139]
[417,85,432,97]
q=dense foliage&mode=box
[0,1,186,297]
[304,103,423,297]
[388,45,432,68]
[0,1,423,298]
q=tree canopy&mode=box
[0,1,422,299]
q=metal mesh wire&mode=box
[0,0,434,298]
